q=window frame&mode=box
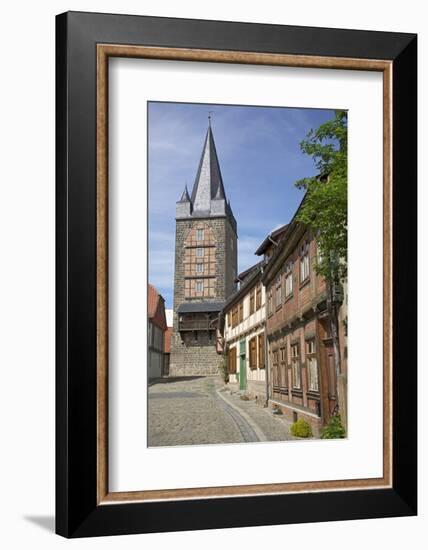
[284,259,293,298]
[249,289,255,315]
[299,241,310,285]
[275,274,282,309]
[291,343,301,389]
[195,280,203,293]
[306,339,319,393]
[256,283,262,310]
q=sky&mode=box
[148,102,336,309]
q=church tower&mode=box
[169,122,238,376]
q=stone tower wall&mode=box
[169,216,237,376]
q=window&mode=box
[228,347,237,373]
[307,339,315,355]
[258,334,264,368]
[275,274,282,308]
[272,349,279,390]
[280,346,288,390]
[196,281,203,292]
[300,242,310,283]
[231,306,238,328]
[249,289,255,315]
[268,287,274,315]
[196,262,204,273]
[256,284,262,310]
[284,260,293,298]
[291,343,299,358]
[291,343,301,389]
[196,247,204,257]
[238,301,244,323]
[196,228,204,241]
[306,339,319,392]
[249,337,257,369]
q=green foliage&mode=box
[295,110,348,283]
[219,356,229,384]
[320,414,346,439]
[290,418,313,438]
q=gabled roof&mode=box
[223,261,264,313]
[164,327,173,354]
[235,260,264,283]
[191,125,226,211]
[261,194,308,285]
[148,284,161,318]
[148,284,167,330]
[255,224,289,256]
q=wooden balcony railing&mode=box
[178,319,215,331]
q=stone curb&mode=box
[216,389,267,442]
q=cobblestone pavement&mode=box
[148,376,293,447]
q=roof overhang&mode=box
[177,302,225,314]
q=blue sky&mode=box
[148,102,336,308]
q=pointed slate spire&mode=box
[214,182,224,200]
[190,124,227,213]
[178,184,191,203]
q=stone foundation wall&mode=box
[169,341,220,376]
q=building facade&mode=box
[169,123,238,376]
[222,263,267,402]
[261,203,345,436]
[148,284,168,380]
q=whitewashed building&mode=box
[222,262,267,402]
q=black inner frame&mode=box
[56,11,417,538]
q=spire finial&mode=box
[179,183,191,203]
[208,111,214,127]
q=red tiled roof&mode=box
[164,327,173,354]
[148,284,161,319]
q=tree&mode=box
[295,110,347,283]
[296,110,348,430]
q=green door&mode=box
[239,339,247,391]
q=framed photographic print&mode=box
[56,11,417,538]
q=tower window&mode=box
[196,281,203,292]
[197,229,204,241]
[196,263,204,273]
[196,248,204,257]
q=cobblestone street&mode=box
[148,376,293,447]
